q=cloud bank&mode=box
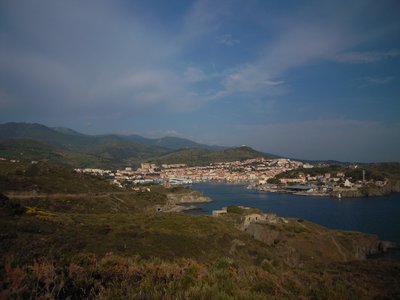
[0,0,399,161]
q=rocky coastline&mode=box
[212,207,398,262]
[156,190,212,212]
[332,180,400,198]
[250,180,400,198]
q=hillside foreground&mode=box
[0,161,399,299]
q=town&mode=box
[74,158,301,187]
[74,157,388,198]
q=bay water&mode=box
[191,183,400,246]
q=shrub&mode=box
[0,193,26,216]
[251,280,275,294]
[226,206,245,214]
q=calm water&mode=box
[191,183,400,245]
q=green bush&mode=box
[251,280,275,294]
[226,206,245,214]
[0,193,26,216]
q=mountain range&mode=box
[0,122,275,168]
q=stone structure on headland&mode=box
[212,206,397,262]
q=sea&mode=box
[190,183,400,250]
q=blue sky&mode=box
[0,0,399,162]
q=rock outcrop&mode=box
[236,213,396,264]
[331,180,400,198]
[156,191,211,213]
[166,191,212,204]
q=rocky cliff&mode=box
[331,180,400,198]
[155,190,212,212]
[166,191,212,204]
[238,216,396,265]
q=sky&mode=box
[0,0,400,162]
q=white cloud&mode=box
[205,1,400,101]
[144,129,180,138]
[112,69,191,110]
[165,130,178,136]
[334,49,400,64]
[184,67,208,83]
[182,0,229,41]
[218,34,240,46]
[365,76,394,85]
[200,2,367,100]
[1,0,399,139]
[0,1,191,117]
[222,65,283,93]
[0,0,240,118]
[355,76,396,89]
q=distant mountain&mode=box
[0,122,81,149]
[146,146,276,166]
[298,159,352,165]
[0,123,167,166]
[124,135,226,151]
[52,126,84,136]
[0,139,112,167]
[0,122,278,167]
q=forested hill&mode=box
[146,146,277,166]
[0,123,275,167]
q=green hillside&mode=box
[207,146,276,162]
[0,161,399,298]
[126,134,226,150]
[0,123,166,157]
[0,123,277,168]
[0,122,90,149]
[0,123,168,167]
[75,135,167,163]
[0,160,118,193]
[52,126,85,136]
[147,146,275,166]
[0,139,112,168]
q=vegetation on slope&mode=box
[0,139,112,168]
[0,161,118,193]
[2,253,399,299]
[125,134,225,151]
[0,123,168,167]
[0,161,399,298]
[0,123,275,168]
[272,163,400,181]
[147,146,275,166]
[269,163,400,195]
